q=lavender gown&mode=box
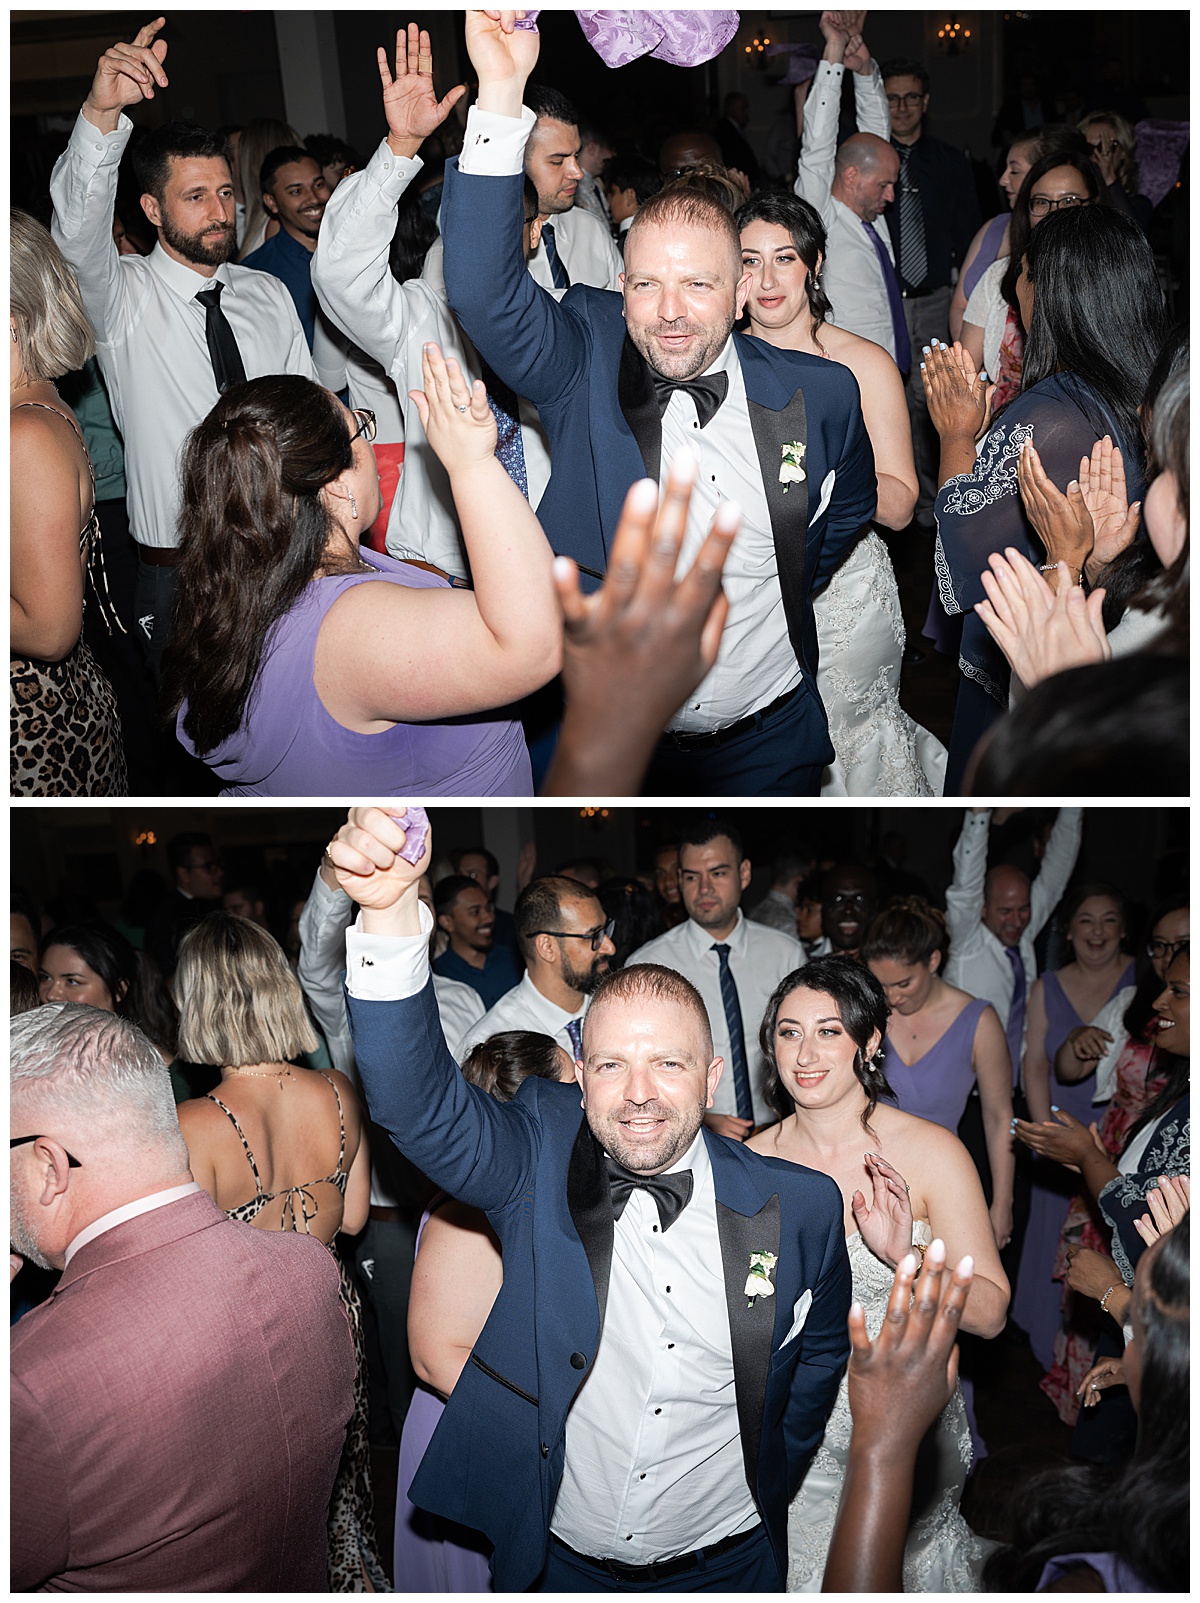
[881,999,990,1131]
[1012,963,1135,1370]
[393,1204,493,1592]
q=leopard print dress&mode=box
[10,402,127,796]
[208,1073,391,1592]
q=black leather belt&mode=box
[551,1523,762,1583]
[665,685,798,751]
[901,285,943,299]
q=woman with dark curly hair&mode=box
[748,955,1007,1590]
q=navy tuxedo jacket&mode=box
[441,161,876,689]
[349,978,851,1592]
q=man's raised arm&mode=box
[944,808,991,956]
[794,12,850,210]
[1029,808,1083,940]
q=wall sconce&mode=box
[744,21,772,67]
[134,830,157,848]
[578,807,610,820]
[936,17,972,54]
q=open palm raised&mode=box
[379,23,466,152]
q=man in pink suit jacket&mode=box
[10,1003,355,1592]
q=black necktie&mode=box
[540,222,571,290]
[605,1155,693,1231]
[194,282,247,394]
[652,369,729,428]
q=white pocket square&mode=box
[807,470,836,529]
[782,1289,813,1346]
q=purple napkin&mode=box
[384,806,431,864]
[768,42,821,86]
[517,10,740,68]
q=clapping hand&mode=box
[1079,436,1141,574]
[84,16,169,124]
[327,806,431,918]
[1133,1173,1190,1247]
[851,1152,915,1269]
[921,339,994,444]
[409,342,497,475]
[975,545,1109,690]
[379,24,466,159]
[1012,1106,1097,1170]
[1016,438,1095,577]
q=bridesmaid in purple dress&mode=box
[1012,885,1136,1370]
[394,1032,575,1592]
[863,899,1016,1254]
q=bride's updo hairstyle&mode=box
[861,896,948,969]
[760,955,893,1127]
[735,191,834,331]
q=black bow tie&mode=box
[605,1155,694,1231]
[651,369,729,428]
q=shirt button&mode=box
[570,1351,586,1369]
[383,160,391,171]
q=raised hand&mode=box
[842,14,871,74]
[975,545,1109,690]
[408,341,497,478]
[83,16,169,130]
[465,10,541,111]
[1078,436,1141,575]
[379,24,466,160]
[1134,1173,1190,1247]
[327,806,431,918]
[851,1152,915,1269]
[1016,438,1094,580]
[921,340,991,443]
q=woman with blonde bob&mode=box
[174,912,386,1591]
[10,207,126,795]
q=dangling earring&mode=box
[348,491,359,520]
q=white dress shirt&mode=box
[313,136,552,579]
[551,1127,759,1559]
[944,809,1084,1040]
[573,168,613,228]
[65,1182,200,1265]
[794,60,897,359]
[453,970,585,1064]
[628,912,805,1123]
[528,200,624,292]
[50,112,315,549]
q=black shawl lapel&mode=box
[748,391,810,666]
[617,333,662,483]
[716,1192,781,1494]
[566,1119,614,1332]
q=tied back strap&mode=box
[280,1183,320,1234]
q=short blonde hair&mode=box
[10,209,96,381]
[174,912,318,1067]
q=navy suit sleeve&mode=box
[441,159,590,410]
[811,366,877,588]
[783,1190,852,1495]
[346,978,537,1212]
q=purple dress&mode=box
[394,1203,494,1593]
[178,550,532,796]
[1012,962,1135,1371]
[881,998,990,1132]
[960,213,1008,306]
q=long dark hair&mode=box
[983,1212,1189,1592]
[39,923,175,1054]
[461,1031,565,1102]
[1124,943,1189,1149]
[1020,205,1166,459]
[735,191,834,332]
[162,376,355,755]
[999,148,1103,316]
[759,955,894,1127]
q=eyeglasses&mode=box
[886,92,925,107]
[349,408,376,444]
[1148,937,1188,960]
[1028,194,1090,216]
[1088,139,1120,156]
[10,1134,82,1167]
[529,919,616,951]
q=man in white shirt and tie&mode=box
[49,17,315,674]
[454,875,617,1062]
[523,85,624,293]
[628,819,805,1138]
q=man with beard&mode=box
[332,806,850,1594]
[242,146,330,348]
[50,17,315,675]
[812,862,879,962]
[432,875,522,1010]
[453,875,617,1061]
[524,85,623,292]
[442,11,875,794]
[628,819,804,1137]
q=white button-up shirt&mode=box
[529,200,624,293]
[944,809,1084,1038]
[794,60,897,359]
[50,112,315,549]
[551,1128,759,1560]
[453,970,585,1064]
[628,911,806,1123]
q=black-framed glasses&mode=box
[1029,194,1090,216]
[1148,937,1188,960]
[349,408,377,444]
[886,92,925,107]
[10,1134,82,1167]
[529,919,616,951]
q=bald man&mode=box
[793,11,906,364]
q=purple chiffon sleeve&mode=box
[520,10,740,67]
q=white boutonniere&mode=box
[744,1249,778,1306]
[779,440,806,491]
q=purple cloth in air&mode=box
[388,807,431,865]
[178,549,532,797]
[1133,119,1189,208]
[961,212,1008,304]
[1037,1552,1153,1592]
[517,10,740,68]
[881,998,989,1132]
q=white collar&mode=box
[65,1182,202,1265]
[148,242,233,303]
[686,908,745,953]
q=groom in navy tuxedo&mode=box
[441,11,877,796]
[335,807,851,1593]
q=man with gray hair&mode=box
[10,1003,354,1592]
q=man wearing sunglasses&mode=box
[455,876,617,1062]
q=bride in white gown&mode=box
[748,956,1008,1591]
[738,195,947,796]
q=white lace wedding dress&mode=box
[813,532,947,797]
[787,1224,991,1592]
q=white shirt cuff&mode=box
[345,900,433,1000]
[459,104,537,176]
[72,107,132,165]
[366,135,424,194]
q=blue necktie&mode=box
[712,944,753,1122]
[1005,945,1027,1090]
[861,220,911,376]
[479,358,529,498]
[566,1016,584,1062]
[541,222,571,290]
